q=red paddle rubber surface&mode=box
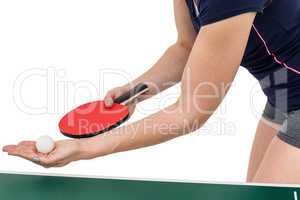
[59,101,129,138]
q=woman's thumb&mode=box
[104,97,114,107]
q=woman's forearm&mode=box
[79,101,208,160]
[126,43,191,101]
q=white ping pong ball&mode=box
[35,135,55,154]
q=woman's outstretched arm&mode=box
[3,12,256,168]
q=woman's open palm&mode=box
[3,139,81,168]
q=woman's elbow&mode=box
[174,99,212,134]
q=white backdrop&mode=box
[0,0,266,183]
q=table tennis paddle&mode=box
[59,83,149,138]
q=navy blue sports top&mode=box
[186,0,300,112]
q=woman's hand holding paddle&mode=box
[104,85,137,117]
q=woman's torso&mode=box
[186,0,300,112]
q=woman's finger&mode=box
[7,147,38,162]
[2,145,17,153]
[3,140,35,153]
[4,145,24,157]
[3,142,41,163]
[18,141,35,147]
[104,90,117,107]
[104,97,114,107]
[104,87,126,107]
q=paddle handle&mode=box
[114,83,149,105]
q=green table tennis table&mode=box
[0,172,299,200]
